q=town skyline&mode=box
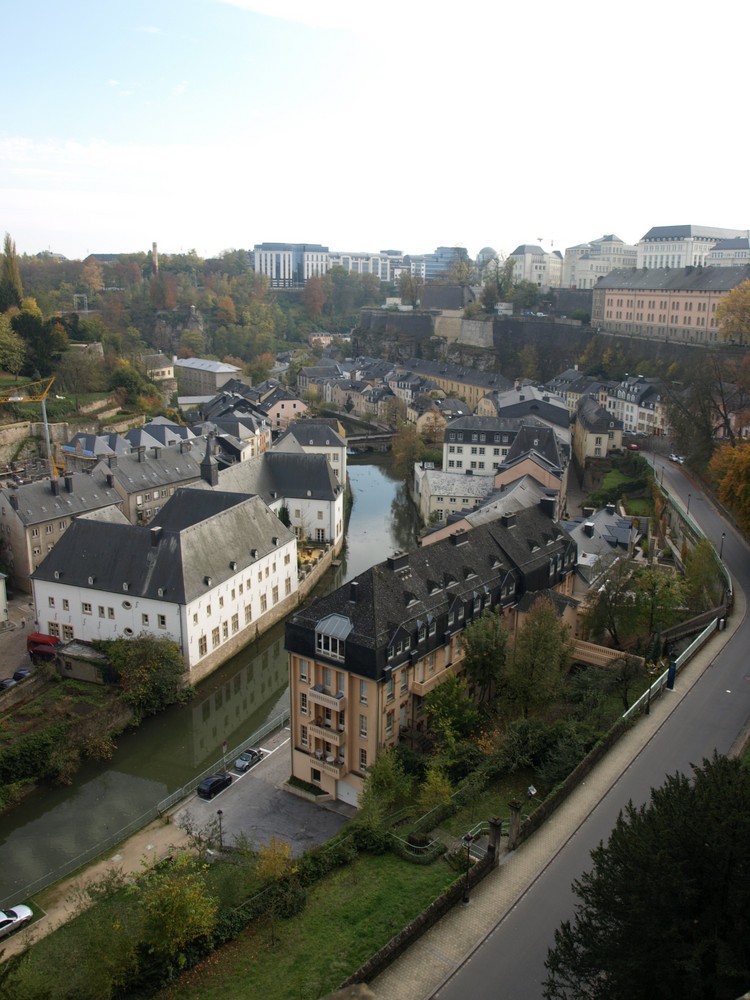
[3,1,748,262]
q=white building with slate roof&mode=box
[31,490,298,682]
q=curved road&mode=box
[434,458,750,999]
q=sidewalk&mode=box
[367,587,746,1000]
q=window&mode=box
[222,621,228,640]
[359,680,368,704]
[260,594,268,613]
[48,622,60,637]
[385,711,394,736]
[212,626,220,648]
[359,749,367,771]
[63,599,69,611]
[62,624,74,640]
[323,667,332,690]
[245,604,252,624]
[82,602,92,615]
[316,632,345,660]
[198,635,207,656]
[142,613,149,626]
[206,604,212,617]
[300,692,308,715]
[48,596,55,608]
[272,585,279,604]
[108,607,115,619]
[311,768,321,784]
[219,596,224,608]
[231,613,239,633]
[285,577,292,596]
[45,524,54,534]
[317,510,323,520]
[359,714,367,738]
[299,659,309,682]
[193,612,198,625]
[301,724,308,747]
[31,528,39,538]
[386,676,394,700]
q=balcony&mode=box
[411,664,457,697]
[308,685,346,712]
[310,749,347,777]
[309,722,344,746]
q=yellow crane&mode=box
[0,376,62,477]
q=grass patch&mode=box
[440,770,536,838]
[160,853,456,1000]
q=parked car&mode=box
[234,747,263,772]
[196,773,232,800]
[0,678,17,691]
[626,443,640,451]
[0,904,33,939]
[13,667,32,682]
[669,453,685,464]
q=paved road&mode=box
[431,461,750,999]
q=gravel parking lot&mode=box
[174,725,354,856]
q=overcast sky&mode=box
[2,0,746,262]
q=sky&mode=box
[2,0,747,263]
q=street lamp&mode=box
[645,663,657,715]
[217,809,224,850]
[462,833,474,904]
[686,494,692,515]
[719,532,726,560]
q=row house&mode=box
[592,264,750,345]
[273,420,347,486]
[0,472,123,593]
[395,359,512,412]
[544,368,611,417]
[92,441,203,524]
[606,375,668,436]
[285,506,577,805]
[32,490,298,683]
[572,396,624,465]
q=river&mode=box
[0,455,420,903]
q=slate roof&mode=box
[174,358,241,374]
[575,395,622,433]
[193,451,341,504]
[502,424,567,470]
[3,473,121,526]
[33,492,294,605]
[63,433,131,459]
[511,245,546,255]
[639,225,746,242]
[398,358,512,394]
[275,422,346,449]
[595,265,750,292]
[286,507,575,680]
[92,443,202,495]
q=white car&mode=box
[668,453,685,464]
[0,904,33,939]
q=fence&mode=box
[0,710,290,910]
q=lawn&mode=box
[159,852,457,1000]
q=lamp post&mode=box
[217,809,223,850]
[686,494,692,515]
[719,532,726,560]
[645,663,657,715]
[462,833,474,904]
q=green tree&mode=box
[256,836,297,945]
[579,558,639,648]
[390,422,425,480]
[398,271,425,309]
[544,754,750,1000]
[358,745,413,828]
[418,762,453,815]
[632,565,684,639]
[136,852,218,958]
[425,673,480,748]
[0,233,23,312]
[510,280,540,311]
[460,608,509,703]
[0,312,25,373]
[103,634,189,721]
[508,597,573,717]
[683,538,725,612]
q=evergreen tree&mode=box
[0,233,23,312]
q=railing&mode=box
[308,687,346,711]
[0,710,290,910]
[309,722,344,746]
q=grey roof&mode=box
[399,358,512,394]
[639,225,746,242]
[195,451,341,504]
[174,358,241,374]
[511,245,546,255]
[502,424,567,470]
[463,477,553,526]
[275,421,345,449]
[595,265,750,292]
[63,433,131,459]
[516,588,577,614]
[575,395,622,433]
[92,443,202,495]
[709,238,750,251]
[561,507,645,559]
[3,473,121,526]
[33,492,294,605]
[418,468,496,500]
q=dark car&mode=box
[196,773,232,800]
[13,667,32,682]
[0,678,17,691]
[234,747,263,772]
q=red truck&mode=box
[26,632,61,663]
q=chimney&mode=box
[450,530,469,546]
[584,521,595,537]
[51,478,60,496]
[539,495,556,518]
[108,455,118,469]
[500,513,517,528]
[387,552,409,571]
[106,474,114,488]
[605,503,616,515]
[9,494,18,510]
[64,474,74,493]
[349,581,359,603]
[150,526,163,547]
[152,446,161,460]
[137,446,146,463]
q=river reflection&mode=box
[0,456,420,902]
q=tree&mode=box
[256,836,297,944]
[683,538,725,612]
[424,673,480,748]
[460,609,510,703]
[579,558,638,648]
[0,312,25,373]
[391,422,424,479]
[716,278,750,345]
[0,233,23,312]
[398,271,424,309]
[358,745,413,827]
[302,275,325,319]
[606,654,643,712]
[510,280,540,311]
[103,634,189,721]
[136,852,218,958]
[508,597,573,717]
[418,762,453,815]
[632,565,685,639]
[709,442,750,533]
[544,754,750,1000]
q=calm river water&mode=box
[0,455,420,903]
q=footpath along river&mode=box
[0,455,420,903]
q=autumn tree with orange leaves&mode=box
[709,442,750,532]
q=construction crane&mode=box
[0,376,61,478]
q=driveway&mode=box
[174,725,353,856]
